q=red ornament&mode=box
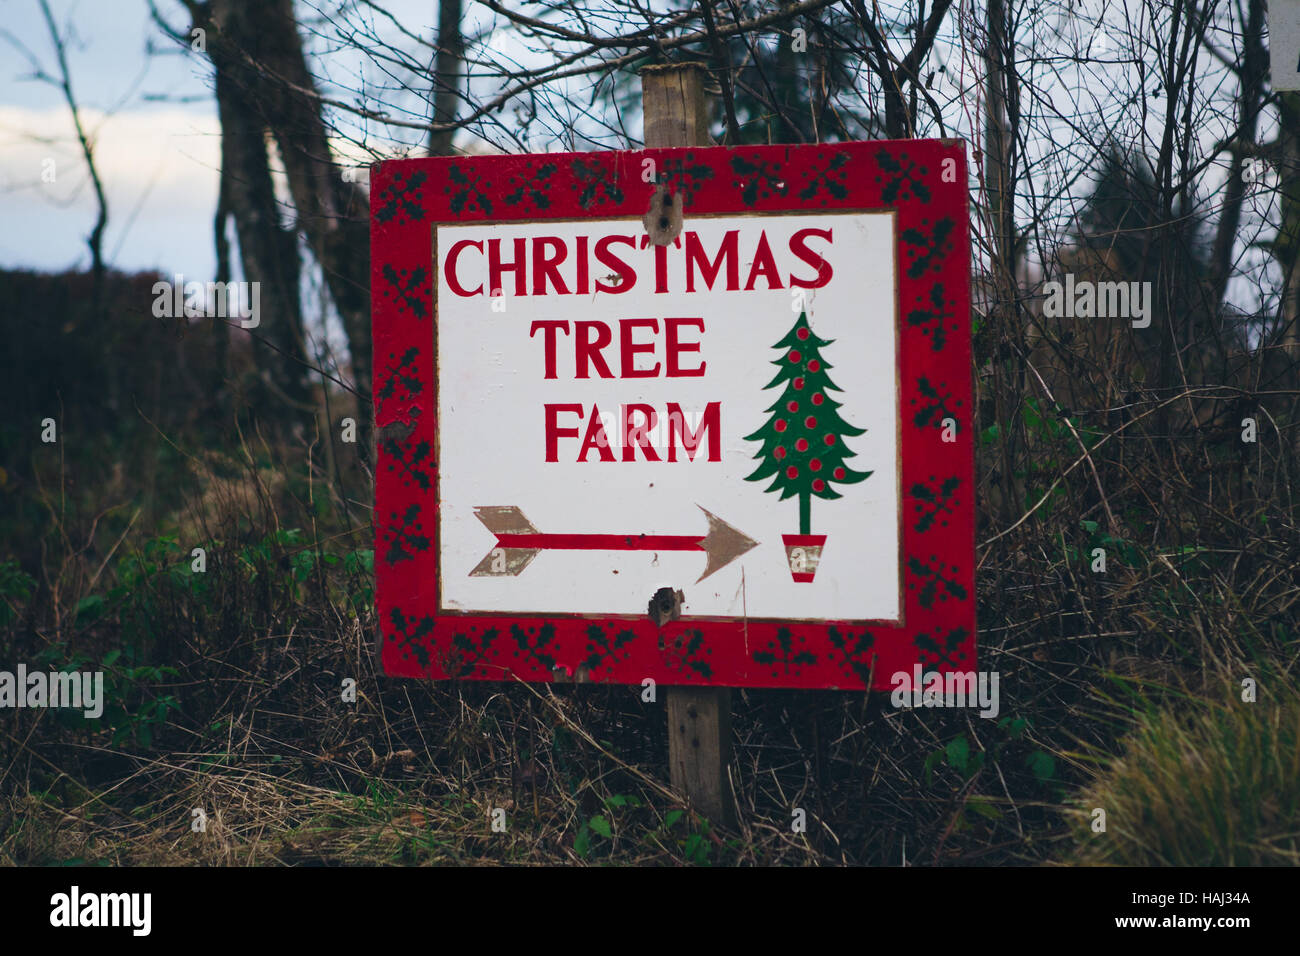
[787,400,799,413]
[775,419,787,433]
[795,438,809,452]
[807,359,821,372]
[793,377,805,390]
[788,349,801,363]
[812,479,826,492]
[796,327,810,341]
[824,434,836,446]
[805,416,817,429]
[810,459,822,471]
[786,465,799,479]
[833,466,846,479]
[812,393,824,406]
[774,446,786,460]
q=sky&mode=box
[0,0,459,282]
[0,0,1279,323]
[0,0,225,279]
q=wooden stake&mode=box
[640,62,736,828]
[666,685,734,826]
[641,62,711,151]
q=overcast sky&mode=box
[0,0,452,283]
[0,0,223,278]
[0,0,1277,323]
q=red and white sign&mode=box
[372,141,974,689]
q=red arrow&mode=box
[493,533,702,551]
[469,505,759,582]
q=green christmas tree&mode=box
[744,311,872,534]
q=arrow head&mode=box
[470,506,540,576]
[696,507,759,583]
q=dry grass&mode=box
[1069,671,1300,866]
[2,360,1299,866]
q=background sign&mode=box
[372,140,974,689]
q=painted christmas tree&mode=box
[744,311,871,581]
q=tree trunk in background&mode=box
[984,0,1021,525]
[1276,93,1300,460]
[1278,95,1300,364]
[201,0,373,453]
[428,0,464,156]
[773,3,801,142]
[212,40,308,414]
[1206,0,1265,316]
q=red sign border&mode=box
[372,140,974,690]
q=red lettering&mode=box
[544,403,584,462]
[530,320,570,379]
[576,235,590,294]
[665,318,706,377]
[595,235,637,293]
[578,406,616,462]
[640,234,679,293]
[533,318,708,381]
[575,321,614,378]
[667,402,721,462]
[620,319,660,378]
[621,404,660,462]
[789,227,833,289]
[488,237,527,297]
[444,239,483,296]
[685,230,739,292]
[531,237,569,295]
[744,230,784,291]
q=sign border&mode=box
[372,140,975,690]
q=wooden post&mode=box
[641,62,712,151]
[640,62,736,829]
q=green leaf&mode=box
[664,809,684,828]
[101,649,121,667]
[588,815,612,838]
[574,824,590,858]
[923,749,942,784]
[683,833,707,864]
[75,595,105,623]
[604,794,643,810]
[1027,751,1056,782]
[968,797,1001,820]
[945,736,970,773]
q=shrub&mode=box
[1071,674,1300,866]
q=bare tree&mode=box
[145,0,1295,525]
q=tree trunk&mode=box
[212,40,309,414]
[428,0,464,156]
[984,0,1022,525]
[203,0,373,453]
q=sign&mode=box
[371,140,974,689]
[1272,0,1300,92]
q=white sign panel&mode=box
[435,213,900,622]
